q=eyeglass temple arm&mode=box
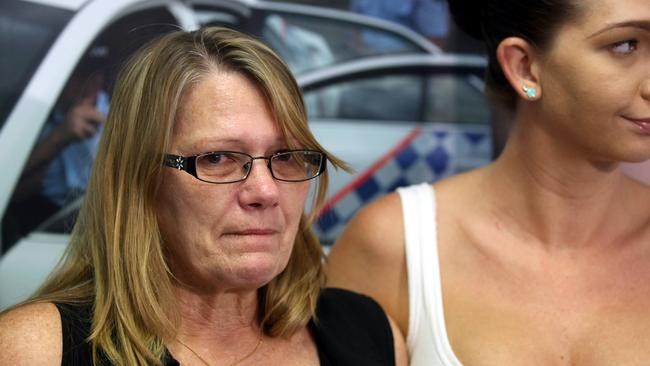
[164,154,198,176]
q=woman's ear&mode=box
[496,37,542,100]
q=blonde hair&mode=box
[12,27,346,365]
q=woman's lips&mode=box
[222,229,279,250]
[225,229,277,236]
[625,117,650,133]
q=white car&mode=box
[0,0,489,308]
[299,53,490,243]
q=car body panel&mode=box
[311,121,490,242]
[0,233,68,309]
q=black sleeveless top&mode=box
[55,288,395,365]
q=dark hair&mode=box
[449,0,583,107]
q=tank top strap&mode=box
[397,183,462,366]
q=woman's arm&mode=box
[326,192,410,336]
[0,303,62,365]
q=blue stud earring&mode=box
[522,85,537,99]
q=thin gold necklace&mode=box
[177,335,263,366]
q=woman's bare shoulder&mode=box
[434,166,487,195]
[0,302,62,365]
[327,191,405,274]
[326,190,410,330]
[348,190,404,235]
[326,173,481,278]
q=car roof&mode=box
[297,53,487,89]
[22,0,442,55]
[20,0,86,11]
[190,0,441,54]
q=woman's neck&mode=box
[166,284,265,365]
[484,117,638,251]
[173,284,260,339]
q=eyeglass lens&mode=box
[195,151,322,183]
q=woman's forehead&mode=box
[567,0,650,28]
[170,118,305,154]
[170,71,307,150]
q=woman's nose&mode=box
[238,159,280,209]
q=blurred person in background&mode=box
[328,0,650,364]
[0,27,407,365]
[3,46,109,246]
[350,0,449,48]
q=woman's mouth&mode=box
[625,117,650,134]
[224,228,277,236]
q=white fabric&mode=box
[397,183,463,366]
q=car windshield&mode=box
[261,12,426,74]
[194,6,429,76]
[0,1,72,128]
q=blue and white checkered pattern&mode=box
[315,125,491,245]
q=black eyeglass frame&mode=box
[163,149,327,184]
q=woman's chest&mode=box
[440,242,650,366]
[444,297,650,365]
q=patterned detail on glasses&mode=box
[163,150,326,184]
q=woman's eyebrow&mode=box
[587,20,650,39]
[188,136,290,152]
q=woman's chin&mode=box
[227,255,288,289]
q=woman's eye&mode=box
[275,153,293,162]
[204,153,223,164]
[610,40,638,55]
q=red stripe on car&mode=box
[320,127,422,215]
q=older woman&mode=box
[0,27,407,365]
[328,0,650,364]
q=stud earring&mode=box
[522,85,538,99]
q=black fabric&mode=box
[310,288,395,366]
[55,303,98,365]
[55,288,395,365]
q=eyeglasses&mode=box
[163,150,326,184]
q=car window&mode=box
[194,6,428,75]
[424,74,489,124]
[260,12,426,74]
[1,7,180,252]
[304,73,423,121]
[193,8,244,29]
[304,70,489,125]
[0,1,72,127]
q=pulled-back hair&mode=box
[449,0,584,107]
[12,27,346,365]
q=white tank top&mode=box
[397,183,463,366]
